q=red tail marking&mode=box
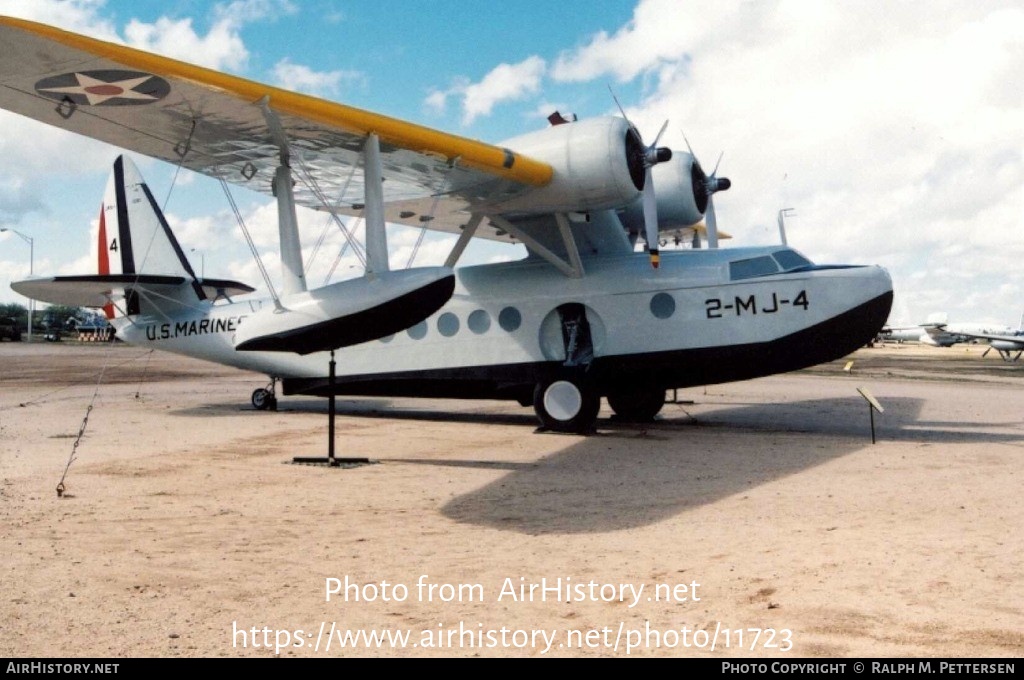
[97,204,114,319]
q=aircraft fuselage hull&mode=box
[115,246,893,403]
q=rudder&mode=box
[95,155,204,318]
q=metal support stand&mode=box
[292,350,370,467]
[328,350,336,465]
[856,387,884,445]
[869,405,876,445]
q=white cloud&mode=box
[429,57,548,125]
[551,0,701,83]
[272,58,363,97]
[120,1,295,70]
[124,16,250,71]
[0,0,118,38]
[561,0,1024,325]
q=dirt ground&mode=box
[1,340,1022,658]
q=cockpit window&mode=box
[729,256,780,280]
[772,249,812,271]
[729,249,817,281]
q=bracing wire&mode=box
[134,349,155,399]
[404,159,457,269]
[56,340,115,498]
[302,160,361,275]
[56,131,198,498]
[218,178,281,306]
[162,120,197,212]
[292,152,367,269]
[324,225,357,285]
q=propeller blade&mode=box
[712,151,724,176]
[609,86,629,122]
[651,119,669,148]
[706,194,719,249]
[642,166,659,268]
[681,130,695,156]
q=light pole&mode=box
[2,227,34,342]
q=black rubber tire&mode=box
[533,375,600,433]
[251,388,274,411]
[606,386,666,422]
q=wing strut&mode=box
[444,214,484,268]
[260,98,307,297]
[554,213,585,278]
[489,215,582,279]
[273,164,306,296]
[363,133,389,279]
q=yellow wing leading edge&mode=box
[0,16,553,239]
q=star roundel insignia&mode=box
[35,70,170,106]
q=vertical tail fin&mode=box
[96,155,205,318]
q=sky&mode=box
[0,0,1020,328]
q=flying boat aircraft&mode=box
[1,16,893,433]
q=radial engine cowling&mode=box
[488,116,643,215]
[619,154,707,235]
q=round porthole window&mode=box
[468,309,491,334]
[407,320,428,340]
[650,292,676,319]
[437,312,460,337]
[498,306,522,332]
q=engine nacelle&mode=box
[618,155,706,236]
[488,116,642,215]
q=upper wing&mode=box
[0,16,552,242]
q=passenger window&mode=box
[650,292,676,319]
[498,306,522,332]
[468,310,491,334]
[407,320,427,340]
[437,312,460,337]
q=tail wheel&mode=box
[606,386,666,422]
[251,388,277,411]
[533,375,600,434]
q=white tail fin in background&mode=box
[10,155,255,319]
[95,155,204,318]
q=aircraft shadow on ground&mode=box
[171,394,1022,535]
[178,393,1021,446]
[416,395,1018,535]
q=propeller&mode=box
[611,89,672,268]
[682,135,731,248]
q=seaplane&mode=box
[1,16,893,434]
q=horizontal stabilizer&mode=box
[12,275,254,308]
[234,268,455,354]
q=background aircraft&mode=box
[938,313,1024,362]
[879,313,1020,347]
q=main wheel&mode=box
[533,375,600,433]
[606,386,666,422]
[251,388,276,411]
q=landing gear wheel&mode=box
[607,386,665,422]
[251,388,277,411]
[533,375,600,434]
